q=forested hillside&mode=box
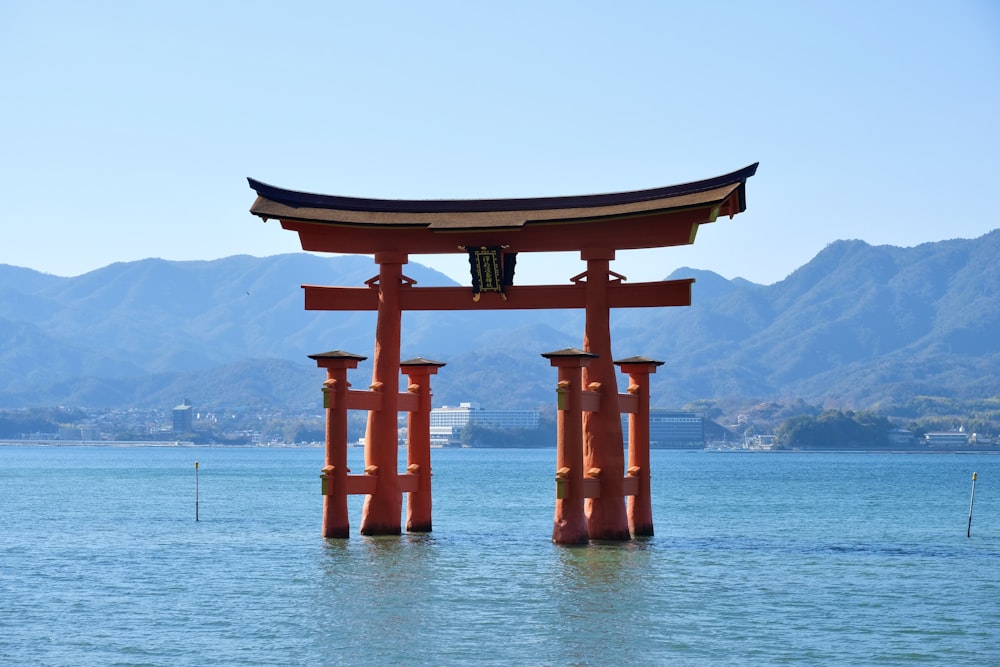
[1,230,997,410]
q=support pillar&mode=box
[542,348,597,545]
[309,350,366,538]
[580,248,630,541]
[615,356,664,537]
[401,357,445,533]
[360,251,407,535]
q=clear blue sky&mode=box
[2,1,998,286]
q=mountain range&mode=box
[1,230,998,411]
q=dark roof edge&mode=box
[247,163,758,215]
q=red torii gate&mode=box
[248,163,757,543]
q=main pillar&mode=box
[616,356,664,537]
[580,249,630,541]
[310,350,367,538]
[401,357,445,533]
[543,348,597,545]
[360,251,406,535]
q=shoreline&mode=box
[2,440,998,454]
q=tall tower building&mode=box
[173,399,193,433]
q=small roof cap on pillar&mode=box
[614,355,665,367]
[541,348,599,360]
[400,357,447,367]
[307,350,368,364]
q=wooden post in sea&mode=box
[360,252,406,536]
[967,471,978,538]
[543,348,599,545]
[194,460,199,522]
[400,357,446,533]
[615,356,665,538]
[309,350,367,538]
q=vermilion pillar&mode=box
[309,350,366,538]
[401,357,445,533]
[543,348,597,545]
[360,251,406,535]
[615,356,664,537]
[580,248,630,541]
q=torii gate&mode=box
[248,163,757,543]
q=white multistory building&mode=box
[430,402,540,447]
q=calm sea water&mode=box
[1,445,997,666]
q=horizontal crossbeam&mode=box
[556,476,639,499]
[332,390,420,412]
[327,472,420,496]
[303,279,694,312]
[618,393,639,414]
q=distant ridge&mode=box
[1,231,998,409]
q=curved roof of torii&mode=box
[248,162,757,255]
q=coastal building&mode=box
[888,428,916,447]
[172,399,193,434]
[430,402,541,447]
[58,425,82,441]
[644,410,706,449]
[745,434,777,450]
[429,425,459,448]
[924,428,970,448]
[431,402,540,430]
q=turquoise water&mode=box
[1,446,997,666]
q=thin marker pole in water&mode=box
[195,460,200,522]
[967,471,977,538]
